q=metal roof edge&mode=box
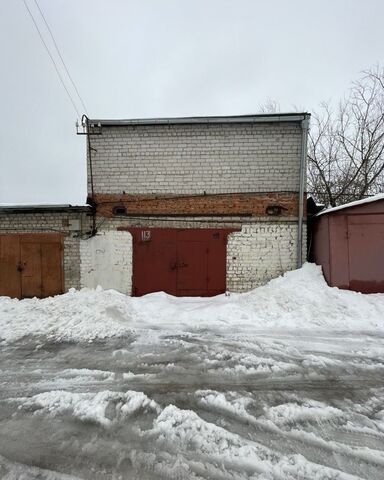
[0,204,91,213]
[90,113,310,127]
[316,193,384,217]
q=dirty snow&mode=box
[0,263,384,479]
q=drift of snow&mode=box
[0,263,383,344]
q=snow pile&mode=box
[238,263,384,330]
[129,263,384,331]
[17,390,159,426]
[0,263,383,344]
[0,287,137,343]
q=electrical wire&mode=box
[21,0,81,118]
[33,0,88,115]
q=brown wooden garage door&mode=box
[125,228,237,297]
[0,234,63,299]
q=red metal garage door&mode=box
[125,228,237,297]
[0,234,64,299]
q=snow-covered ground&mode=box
[0,264,383,479]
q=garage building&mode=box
[0,205,91,298]
[1,113,310,299]
[312,194,384,293]
[80,113,310,296]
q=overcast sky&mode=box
[0,0,383,204]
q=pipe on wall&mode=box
[297,115,310,268]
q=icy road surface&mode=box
[0,265,384,479]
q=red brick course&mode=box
[91,193,305,218]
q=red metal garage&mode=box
[121,228,237,296]
[312,194,384,293]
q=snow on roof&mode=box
[317,193,384,216]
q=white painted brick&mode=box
[226,223,307,292]
[80,230,132,294]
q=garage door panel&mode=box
[138,240,176,296]
[0,234,63,299]
[131,229,177,296]
[126,228,237,297]
[21,242,42,298]
[0,235,21,298]
[348,222,384,293]
[177,241,208,293]
[41,242,63,297]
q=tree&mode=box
[308,66,384,207]
[258,98,281,113]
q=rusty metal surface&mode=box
[123,228,238,297]
[0,235,21,298]
[0,234,63,299]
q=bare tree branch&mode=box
[308,66,384,206]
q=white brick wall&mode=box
[1,213,307,295]
[80,230,132,294]
[92,218,306,294]
[88,122,302,195]
[226,223,307,292]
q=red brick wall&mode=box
[91,193,305,218]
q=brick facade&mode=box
[1,114,308,297]
[80,216,305,293]
[93,192,304,218]
[87,121,302,196]
[84,115,309,293]
[227,223,307,292]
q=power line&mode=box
[33,0,88,115]
[21,0,81,118]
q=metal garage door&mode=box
[347,214,384,293]
[0,234,63,299]
[126,228,236,297]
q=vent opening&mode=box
[112,206,127,216]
